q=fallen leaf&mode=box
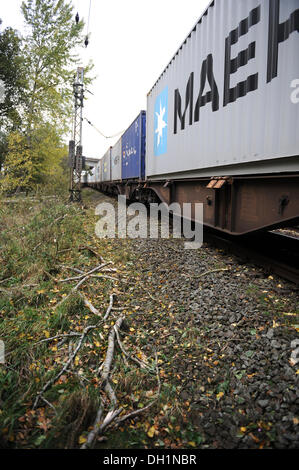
[79,435,87,444]
[188,441,196,447]
[147,426,155,438]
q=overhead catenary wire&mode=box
[84,0,92,47]
[86,0,92,36]
[84,117,125,140]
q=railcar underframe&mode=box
[86,172,299,236]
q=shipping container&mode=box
[102,148,112,182]
[88,168,96,184]
[95,159,102,183]
[146,0,299,180]
[111,138,122,181]
[122,111,146,180]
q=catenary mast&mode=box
[69,67,84,202]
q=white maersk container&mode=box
[95,160,102,183]
[88,168,96,184]
[146,0,299,180]
[102,147,112,182]
[111,138,122,181]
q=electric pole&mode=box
[69,67,84,202]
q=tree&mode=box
[0,20,26,168]
[0,124,69,193]
[21,0,92,134]
[0,132,37,193]
[0,0,93,193]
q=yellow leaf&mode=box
[79,435,87,444]
[216,392,224,400]
[188,441,196,447]
[44,331,50,338]
[240,427,247,433]
[147,426,155,438]
[129,328,135,332]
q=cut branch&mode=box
[82,315,124,449]
[198,268,229,278]
[78,293,101,316]
[33,320,103,409]
[114,350,161,426]
[58,262,111,283]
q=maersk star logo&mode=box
[154,87,168,156]
[155,101,167,146]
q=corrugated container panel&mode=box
[146,0,299,179]
[95,160,102,183]
[89,168,96,184]
[102,148,112,182]
[122,111,146,180]
[111,138,122,181]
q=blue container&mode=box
[121,111,146,180]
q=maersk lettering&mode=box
[267,0,299,83]
[223,6,261,107]
[174,72,194,134]
[173,0,299,135]
[194,54,219,123]
[174,56,219,134]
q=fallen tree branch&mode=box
[81,403,104,449]
[78,293,101,316]
[113,350,161,427]
[59,265,85,275]
[82,315,124,449]
[58,262,111,283]
[33,319,103,409]
[102,316,124,382]
[198,268,230,279]
[103,294,115,321]
[78,245,105,262]
[33,332,81,346]
[98,407,123,432]
[114,325,152,371]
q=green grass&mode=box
[0,191,171,449]
[0,194,112,448]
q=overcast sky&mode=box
[2,0,211,159]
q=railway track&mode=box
[203,228,299,285]
[88,187,299,285]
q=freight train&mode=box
[82,0,299,236]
